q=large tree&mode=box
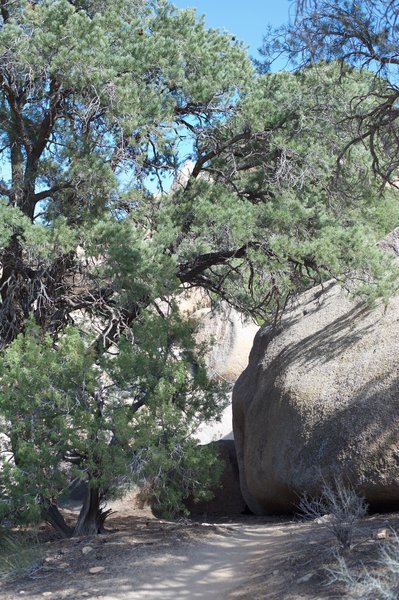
[0,0,252,536]
[268,0,399,182]
[0,0,397,537]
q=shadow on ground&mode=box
[2,512,399,600]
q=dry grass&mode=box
[330,533,399,599]
[298,478,368,552]
[0,529,44,581]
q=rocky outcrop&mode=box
[177,290,258,385]
[233,277,399,514]
[195,303,259,385]
[176,290,258,443]
[193,303,259,443]
[184,440,247,515]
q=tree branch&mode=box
[189,130,253,182]
[177,242,265,284]
[0,0,9,22]
[0,181,10,197]
[31,78,63,162]
[34,182,73,202]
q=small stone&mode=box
[82,546,94,555]
[89,566,105,574]
[297,573,313,584]
[273,569,279,576]
[374,528,391,540]
[58,562,70,569]
[42,593,53,597]
[81,593,90,597]
[19,592,25,595]
[315,514,333,525]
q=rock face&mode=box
[233,279,399,514]
[195,303,259,385]
[193,303,258,444]
[176,291,258,443]
[177,290,258,386]
[184,440,247,515]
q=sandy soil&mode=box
[1,496,398,600]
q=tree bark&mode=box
[45,503,73,539]
[73,487,111,537]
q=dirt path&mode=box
[0,516,336,600]
[104,523,287,600]
[2,509,398,600]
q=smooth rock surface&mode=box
[233,269,399,514]
[194,303,259,385]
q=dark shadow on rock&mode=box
[256,302,377,373]
[236,370,399,515]
[184,440,247,516]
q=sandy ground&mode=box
[1,497,398,600]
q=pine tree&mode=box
[268,0,399,182]
[0,0,396,536]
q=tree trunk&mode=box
[45,503,73,539]
[72,487,111,537]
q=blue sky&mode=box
[172,0,293,59]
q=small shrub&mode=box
[329,534,399,599]
[298,477,368,552]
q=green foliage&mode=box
[0,324,96,521]
[0,0,249,532]
[0,202,31,248]
[0,0,397,535]
[136,440,223,519]
[265,1,399,182]
[161,63,399,318]
[0,310,227,523]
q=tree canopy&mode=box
[269,0,399,182]
[0,0,397,536]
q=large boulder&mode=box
[233,269,399,514]
[184,440,247,515]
